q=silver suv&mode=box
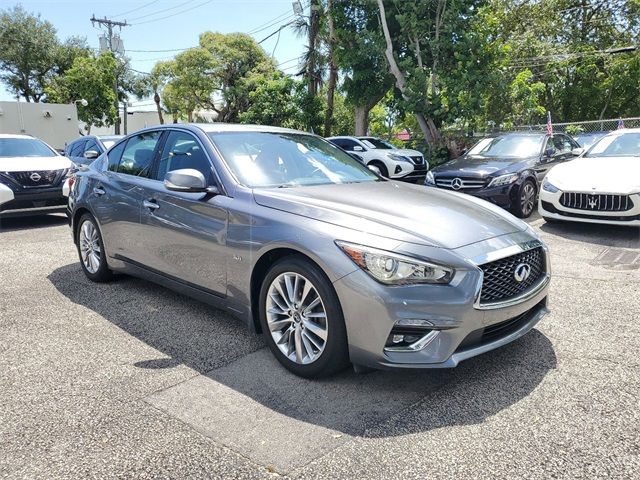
[328,136,428,183]
[68,124,550,378]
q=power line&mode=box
[112,0,162,19]
[131,0,217,25]
[127,0,199,22]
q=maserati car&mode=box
[540,129,640,226]
[427,132,580,218]
[0,134,74,217]
[68,124,550,377]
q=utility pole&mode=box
[90,16,128,134]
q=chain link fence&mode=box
[513,116,640,134]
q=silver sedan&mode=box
[68,124,550,377]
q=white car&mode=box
[539,129,640,226]
[327,136,428,183]
[0,134,74,218]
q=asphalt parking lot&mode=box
[1,212,639,479]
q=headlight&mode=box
[542,178,559,193]
[488,173,518,187]
[388,154,411,163]
[425,171,435,185]
[336,241,454,285]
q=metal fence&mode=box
[513,116,640,134]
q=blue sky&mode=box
[1,0,308,107]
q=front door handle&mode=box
[93,186,105,196]
[143,199,160,210]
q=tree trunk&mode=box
[323,0,338,137]
[354,105,369,136]
[154,91,164,124]
[376,0,442,146]
[307,0,321,96]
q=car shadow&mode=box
[0,213,68,233]
[539,219,640,248]
[48,262,557,438]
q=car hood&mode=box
[0,156,72,172]
[433,155,535,177]
[253,181,527,249]
[393,148,423,157]
[547,156,640,194]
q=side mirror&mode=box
[164,169,210,193]
[543,148,556,159]
[83,150,99,159]
[353,145,364,152]
[571,147,585,156]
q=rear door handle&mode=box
[143,199,160,210]
[93,186,105,196]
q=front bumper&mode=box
[429,182,517,209]
[333,235,550,370]
[539,190,640,226]
[0,184,67,217]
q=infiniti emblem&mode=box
[514,263,531,283]
[30,172,41,182]
[451,178,463,190]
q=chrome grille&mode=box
[3,169,65,188]
[410,155,424,165]
[560,192,633,212]
[435,177,486,190]
[479,247,546,304]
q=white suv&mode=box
[0,134,73,217]
[328,136,428,183]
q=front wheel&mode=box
[512,179,537,218]
[76,213,113,282]
[259,256,349,378]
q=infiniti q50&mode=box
[68,124,551,377]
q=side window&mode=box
[107,141,126,172]
[117,131,162,177]
[70,140,86,157]
[551,135,573,154]
[155,131,214,184]
[84,139,100,154]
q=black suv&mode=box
[426,132,580,217]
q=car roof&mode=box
[326,136,357,140]
[0,133,36,139]
[188,123,307,135]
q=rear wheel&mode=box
[512,180,537,218]
[76,213,112,282]
[259,256,349,378]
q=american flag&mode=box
[617,119,625,129]
[546,111,553,136]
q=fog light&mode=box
[395,165,402,174]
[392,334,404,343]
[396,318,434,327]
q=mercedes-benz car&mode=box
[65,135,124,165]
[426,132,581,218]
[327,136,427,183]
[540,129,640,226]
[0,134,74,218]
[68,124,550,378]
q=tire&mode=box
[512,179,537,218]
[258,255,349,378]
[368,161,388,178]
[76,213,113,282]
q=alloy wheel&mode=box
[79,220,101,274]
[266,272,328,365]
[520,182,536,216]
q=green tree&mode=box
[507,69,546,126]
[45,53,118,130]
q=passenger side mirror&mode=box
[543,148,556,159]
[571,147,585,156]
[353,145,364,152]
[164,168,212,193]
[83,150,99,159]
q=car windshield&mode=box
[574,133,606,148]
[585,132,640,157]
[359,137,395,149]
[0,138,57,157]
[209,132,381,188]
[469,135,544,158]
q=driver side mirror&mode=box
[353,145,364,152]
[571,147,585,156]
[164,168,216,194]
[543,148,556,159]
[83,150,99,159]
